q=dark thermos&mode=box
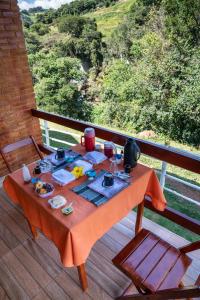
[124,138,141,168]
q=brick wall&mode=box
[0,0,42,175]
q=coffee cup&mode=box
[33,165,41,175]
[102,173,114,187]
[55,148,65,160]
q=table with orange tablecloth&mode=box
[3,145,166,290]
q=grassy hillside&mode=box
[84,0,136,37]
[24,0,135,46]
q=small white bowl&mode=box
[38,190,54,198]
[36,183,54,198]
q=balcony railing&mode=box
[31,109,200,236]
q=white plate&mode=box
[48,195,67,209]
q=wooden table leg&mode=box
[26,219,38,240]
[77,263,88,291]
[135,200,144,235]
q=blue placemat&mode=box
[72,170,129,206]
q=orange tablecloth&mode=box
[3,145,166,267]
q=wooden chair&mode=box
[112,201,200,300]
[0,135,43,173]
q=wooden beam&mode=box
[31,109,200,174]
[144,198,200,235]
[117,286,200,300]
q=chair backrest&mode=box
[0,135,43,173]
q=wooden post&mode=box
[160,161,167,189]
[44,120,50,147]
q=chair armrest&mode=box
[179,240,200,253]
[38,144,55,155]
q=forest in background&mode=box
[21,0,200,148]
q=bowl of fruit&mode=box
[35,180,54,198]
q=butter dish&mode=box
[62,206,73,215]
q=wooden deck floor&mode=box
[0,186,199,300]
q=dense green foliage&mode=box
[95,0,200,146]
[23,0,200,147]
[29,52,90,120]
[57,16,104,70]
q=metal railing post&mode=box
[43,120,50,147]
[160,161,167,189]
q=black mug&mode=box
[33,165,41,175]
[55,148,65,160]
[102,173,114,187]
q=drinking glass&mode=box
[110,157,118,175]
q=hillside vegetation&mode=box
[85,0,136,37]
[22,0,200,149]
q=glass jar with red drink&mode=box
[104,142,116,158]
[81,128,95,152]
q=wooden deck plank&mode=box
[0,187,199,300]
[45,280,71,300]
[2,252,41,298]
[0,285,10,300]
[0,259,30,300]
[89,249,129,289]
[93,239,116,261]
[100,234,124,254]
[23,238,63,278]
[0,189,18,211]
[13,244,53,288]
[106,227,130,246]
[0,218,20,250]
[86,259,124,298]
[32,290,51,300]
[55,271,91,300]
[0,207,29,243]
[5,206,31,236]
[36,234,114,300]
[0,240,9,259]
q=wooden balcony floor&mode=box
[0,186,199,300]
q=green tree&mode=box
[30,22,49,35]
[24,30,41,54]
[30,52,90,120]
[163,0,200,46]
[58,16,87,38]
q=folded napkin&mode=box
[73,159,93,174]
[52,169,75,186]
[83,151,107,164]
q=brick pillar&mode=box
[0,0,42,175]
